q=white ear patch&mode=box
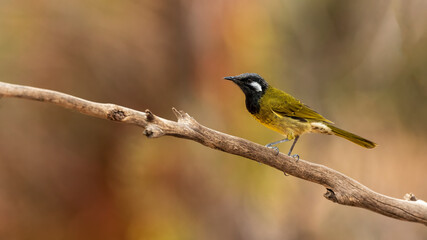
[249,81,262,92]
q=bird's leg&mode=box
[265,138,290,155]
[265,138,293,176]
[288,136,300,161]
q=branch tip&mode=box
[142,125,164,138]
[324,188,338,203]
[143,129,153,137]
[172,107,182,119]
[171,108,197,124]
[404,193,418,201]
[145,109,155,122]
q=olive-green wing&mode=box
[267,88,333,123]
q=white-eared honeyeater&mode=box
[224,73,377,157]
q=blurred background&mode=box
[0,0,426,239]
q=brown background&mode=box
[0,0,426,239]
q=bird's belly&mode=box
[252,110,311,139]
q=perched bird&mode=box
[224,73,377,158]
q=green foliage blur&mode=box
[0,0,426,239]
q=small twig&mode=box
[0,81,426,225]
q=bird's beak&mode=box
[224,76,236,81]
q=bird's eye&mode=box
[249,81,262,92]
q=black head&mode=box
[224,73,269,114]
[224,73,268,96]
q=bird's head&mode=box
[224,73,268,97]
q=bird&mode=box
[224,73,377,158]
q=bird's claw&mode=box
[265,144,280,156]
[290,154,300,162]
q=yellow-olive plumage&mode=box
[224,73,377,155]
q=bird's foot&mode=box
[265,138,290,156]
[290,154,300,162]
[265,144,280,156]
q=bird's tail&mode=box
[326,124,377,149]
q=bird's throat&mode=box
[245,92,263,114]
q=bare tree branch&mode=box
[1,81,426,226]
